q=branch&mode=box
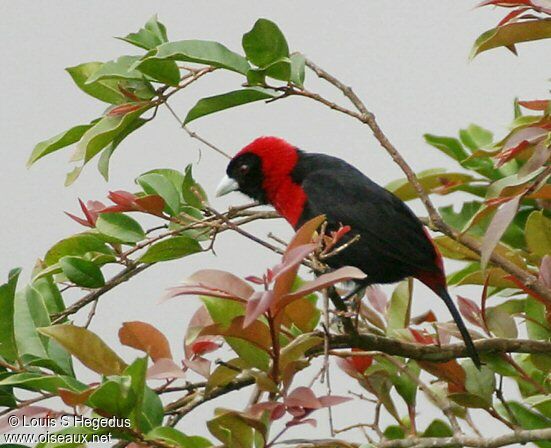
[302,58,551,304]
[309,333,551,362]
[282,427,551,448]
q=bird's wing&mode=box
[300,169,437,271]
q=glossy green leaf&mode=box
[184,88,276,124]
[0,268,21,361]
[0,372,85,394]
[59,256,105,288]
[139,236,201,263]
[485,306,518,338]
[147,427,212,448]
[459,124,493,152]
[88,376,135,417]
[290,53,306,86]
[139,40,249,74]
[386,280,411,334]
[182,165,208,209]
[525,211,551,258]
[137,173,181,216]
[43,233,112,267]
[242,19,289,67]
[118,15,169,50]
[424,134,468,161]
[263,57,291,81]
[495,401,551,448]
[73,106,149,163]
[86,56,147,84]
[98,117,147,181]
[66,62,127,104]
[526,297,551,341]
[422,419,453,437]
[28,124,93,167]
[95,213,145,244]
[38,325,127,375]
[14,286,50,359]
[471,19,551,59]
[463,360,495,408]
[386,169,473,201]
[383,425,405,440]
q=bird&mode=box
[215,136,481,368]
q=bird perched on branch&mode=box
[216,136,481,368]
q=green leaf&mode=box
[142,168,185,199]
[495,401,551,448]
[119,15,169,50]
[88,376,135,417]
[139,236,201,263]
[386,280,411,334]
[14,286,50,359]
[66,62,127,104]
[290,53,306,86]
[423,419,453,437]
[95,213,145,244]
[463,360,495,408]
[184,88,276,125]
[459,124,493,151]
[85,56,147,84]
[28,124,93,167]
[73,106,149,163]
[139,40,249,74]
[202,297,269,370]
[147,427,212,448]
[43,233,112,267]
[98,117,148,181]
[526,297,551,341]
[424,134,468,161]
[182,165,208,209]
[460,127,492,153]
[38,325,127,375]
[485,306,518,338]
[0,268,21,361]
[263,57,291,82]
[87,55,180,87]
[525,211,551,258]
[386,170,473,201]
[59,256,105,288]
[383,425,405,440]
[137,173,181,216]
[242,19,289,67]
[0,372,85,394]
[471,19,551,59]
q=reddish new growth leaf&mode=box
[409,328,436,345]
[182,306,222,378]
[336,348,373,379]
[457,296,486,330]
[107,103,147,117]
[65,199,106,227]
[494,126,548,167]
[478,0,551,15]
[66,191,165,228]
[519,99,550,111]
[249,386,350,428]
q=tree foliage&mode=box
[2,4,551,448]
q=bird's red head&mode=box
[216,136,307,226]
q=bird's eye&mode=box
[239,164,250,175]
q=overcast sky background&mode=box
[1,1,549,443]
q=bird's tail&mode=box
[435,286,481,369]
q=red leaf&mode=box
[457,296,485,329]
[183,356,211,379]
[0,407,59,433]
[185,269,254,300]
[539,255,551,287]
[410,328,435,345]
[285,387,322,410]
[184,306,222,360]
[135,195,165,216]
[480,196,521,268]
[118,321,172,361]
[318,395,352,407]
[244,290,275,328]
[271,244,316,282]
[107,103,145,116]
[275,266,366,314]
[365,285,387,314]
[58,387,95,407]
[147,358,185,380]
[518,99,550,110]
